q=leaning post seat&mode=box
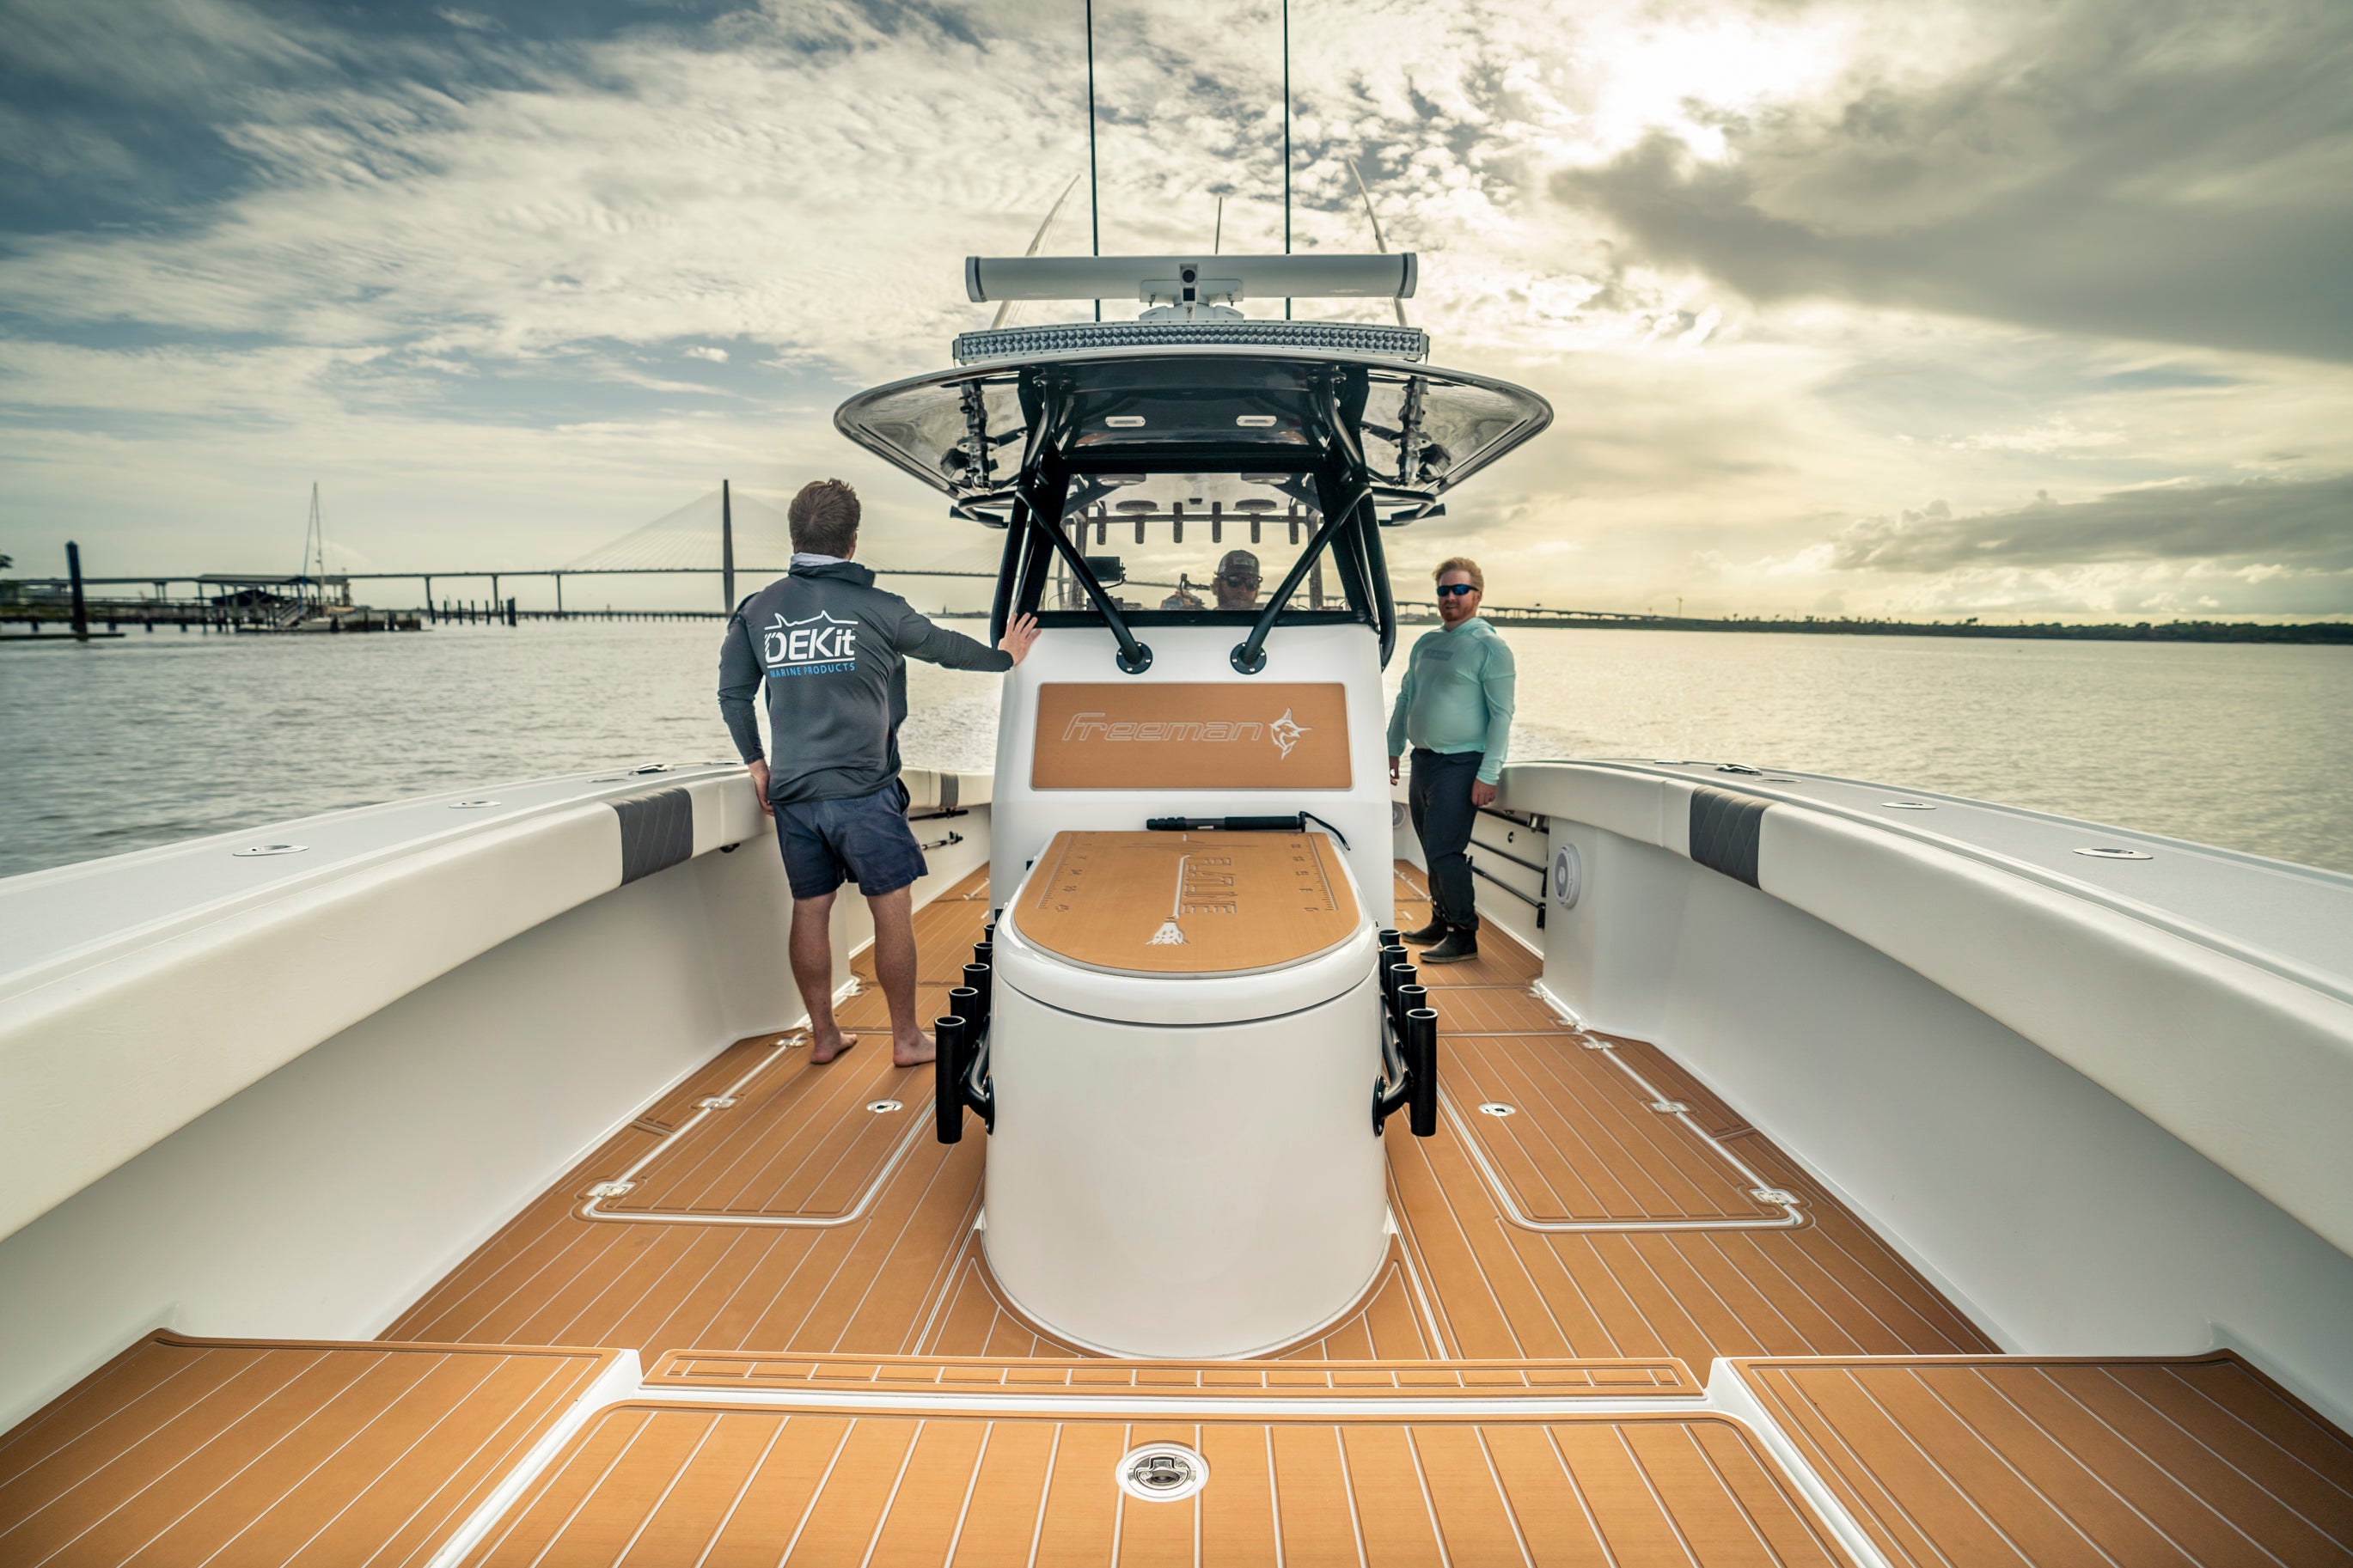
[987,829,1385,1357]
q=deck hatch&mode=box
[1012,829,1360,975]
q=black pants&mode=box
[1408,747,1482,932]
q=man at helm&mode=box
[1161,549,1262,609]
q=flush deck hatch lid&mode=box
[1011,830,1361,977]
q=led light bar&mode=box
[965,253,1415,303]
[952,320,1430,365]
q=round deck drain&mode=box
[2074,846,2154,860]
[232,843,307,857]
[866,1100,902,1114]
[1117,1443,1208,1503]
[1477,1102,1517,1117]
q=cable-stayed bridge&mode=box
[11,484,1014,625]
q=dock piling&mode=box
[66,542,89,640]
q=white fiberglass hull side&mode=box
[0,770,988,1431]
[1428,758,2353,1431]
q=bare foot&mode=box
[892,1030,937,1068]
[809,1027,854,1065]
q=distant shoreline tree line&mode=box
[1397,606,2352,644]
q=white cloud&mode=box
[0,0,2347,619]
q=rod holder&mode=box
[1385,963,1415,1030]
[963,964,993,1031]
[1405,1008,1439,1137]
[1378,943,1407,1010]
[1373,986,1437,1138]
[935,1014,969,1144]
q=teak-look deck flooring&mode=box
[388,863,1989,1371]
[11,859,2352,1562]
[458,1404,1859,1566]
[0,1334,615,1568]
[1736,1353,2353,1566]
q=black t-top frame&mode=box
[985,369,1398,675]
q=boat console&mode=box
[835,254,1553,1356]
[983,830,1384,1356]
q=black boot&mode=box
[1420,927,1480,965]
[1399,917,1448,944]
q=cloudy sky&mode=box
[3,0,2349,618]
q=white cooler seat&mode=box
[985,830,1387,1357]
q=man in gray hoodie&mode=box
[718,479,1038,1067]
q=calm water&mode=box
[3,621,2348,879]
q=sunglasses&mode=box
[1219,573,1262,587]
[1435,583,1478,598]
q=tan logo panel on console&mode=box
[1017,830,1360,975]
[1031,682,1351,790]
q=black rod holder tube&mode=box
[948,985,981,1027]
[974,941,993,967]
[963,964,992,1030]
[1393,981,1426,1053]
[1378,928,1400,947]
[935,1015,968,1144]
[1385,962,1415,1026]
[1406,1008,1439,1137]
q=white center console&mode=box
[981,830,1388,1357]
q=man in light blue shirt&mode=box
[1385,558,1515,963]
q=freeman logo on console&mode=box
[1060,706,1310,760]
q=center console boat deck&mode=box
[3,253,2350,1565]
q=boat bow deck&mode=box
[6,863,2349,1563]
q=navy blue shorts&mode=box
[775,780,928,900]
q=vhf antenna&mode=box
[1085,0,1101,322]
[1281,0,1293,320]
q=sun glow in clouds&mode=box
[0,0,2347,619]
